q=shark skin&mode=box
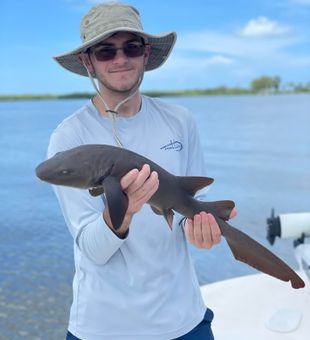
[36,144,305,289]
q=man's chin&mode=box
[107,81,141,94]
[100,72,143,94]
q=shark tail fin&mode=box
[177,176,214,196]
[218,219,305,289]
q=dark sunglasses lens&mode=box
[94,47,116,61]
[93,44,145,61]
[123,44,145,58]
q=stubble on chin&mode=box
[99,68,144,94]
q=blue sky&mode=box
[1,0,310,94]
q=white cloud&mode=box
[152,53,234,75]
[142,51,239,90]
[240,17,291,37]
[176,30,298,60]
[141,21,310,90]
[204,55,234,65]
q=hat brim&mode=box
[54,29,176,77]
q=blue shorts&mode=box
[173,308,214,340]
[66,308,214,340]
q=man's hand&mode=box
[120,164,159,215]
[103,164,159,238]
[184,209,237,249]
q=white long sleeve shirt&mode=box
[48,96,208,340]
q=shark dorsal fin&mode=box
[178,176,214,196]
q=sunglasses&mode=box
[89,42,147,61]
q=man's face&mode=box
[87,32,150,94]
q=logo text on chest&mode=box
[160,140,183,152]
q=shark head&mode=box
[35,146,108,189]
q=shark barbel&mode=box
[36,144,305,289]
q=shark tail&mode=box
[217,219,305,289]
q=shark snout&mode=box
[35,159,66,184]
[35,161,52,182]
[35,163,45,180]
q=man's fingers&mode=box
[132,171,159,204]
[193,213,203,245]
[185,212,222,249]
[121,166,159,215]
[184,218,194,244]
[125,164,152,194]
[200,212,212,248]
[206,213,221,245]
[144,171,159,198]
[120,168,139,190]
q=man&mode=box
[50,2,236,339]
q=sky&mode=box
[1,0,310,94]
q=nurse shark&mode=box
[36,144,305,289]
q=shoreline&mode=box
[0,89,309,101]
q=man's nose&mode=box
[112,48,128,62]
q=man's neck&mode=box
[92,91,142,118]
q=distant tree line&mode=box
[250,76,310,93]
[250,76,281,93]
[0,76,309,100]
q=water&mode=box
[0,94,309,339]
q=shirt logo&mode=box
[160,140,183,152]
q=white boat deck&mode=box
[201,272,310,339]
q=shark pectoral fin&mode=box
[150,206,174,229]
[102,176,128,230]
[218,219,305,289]
[178,176,214,196]
[89,186,105,197]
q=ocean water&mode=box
[0,94,309,339]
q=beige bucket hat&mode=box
[54,2,177,77]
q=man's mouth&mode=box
[109,68,133,73]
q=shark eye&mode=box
[60,169,71,175]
